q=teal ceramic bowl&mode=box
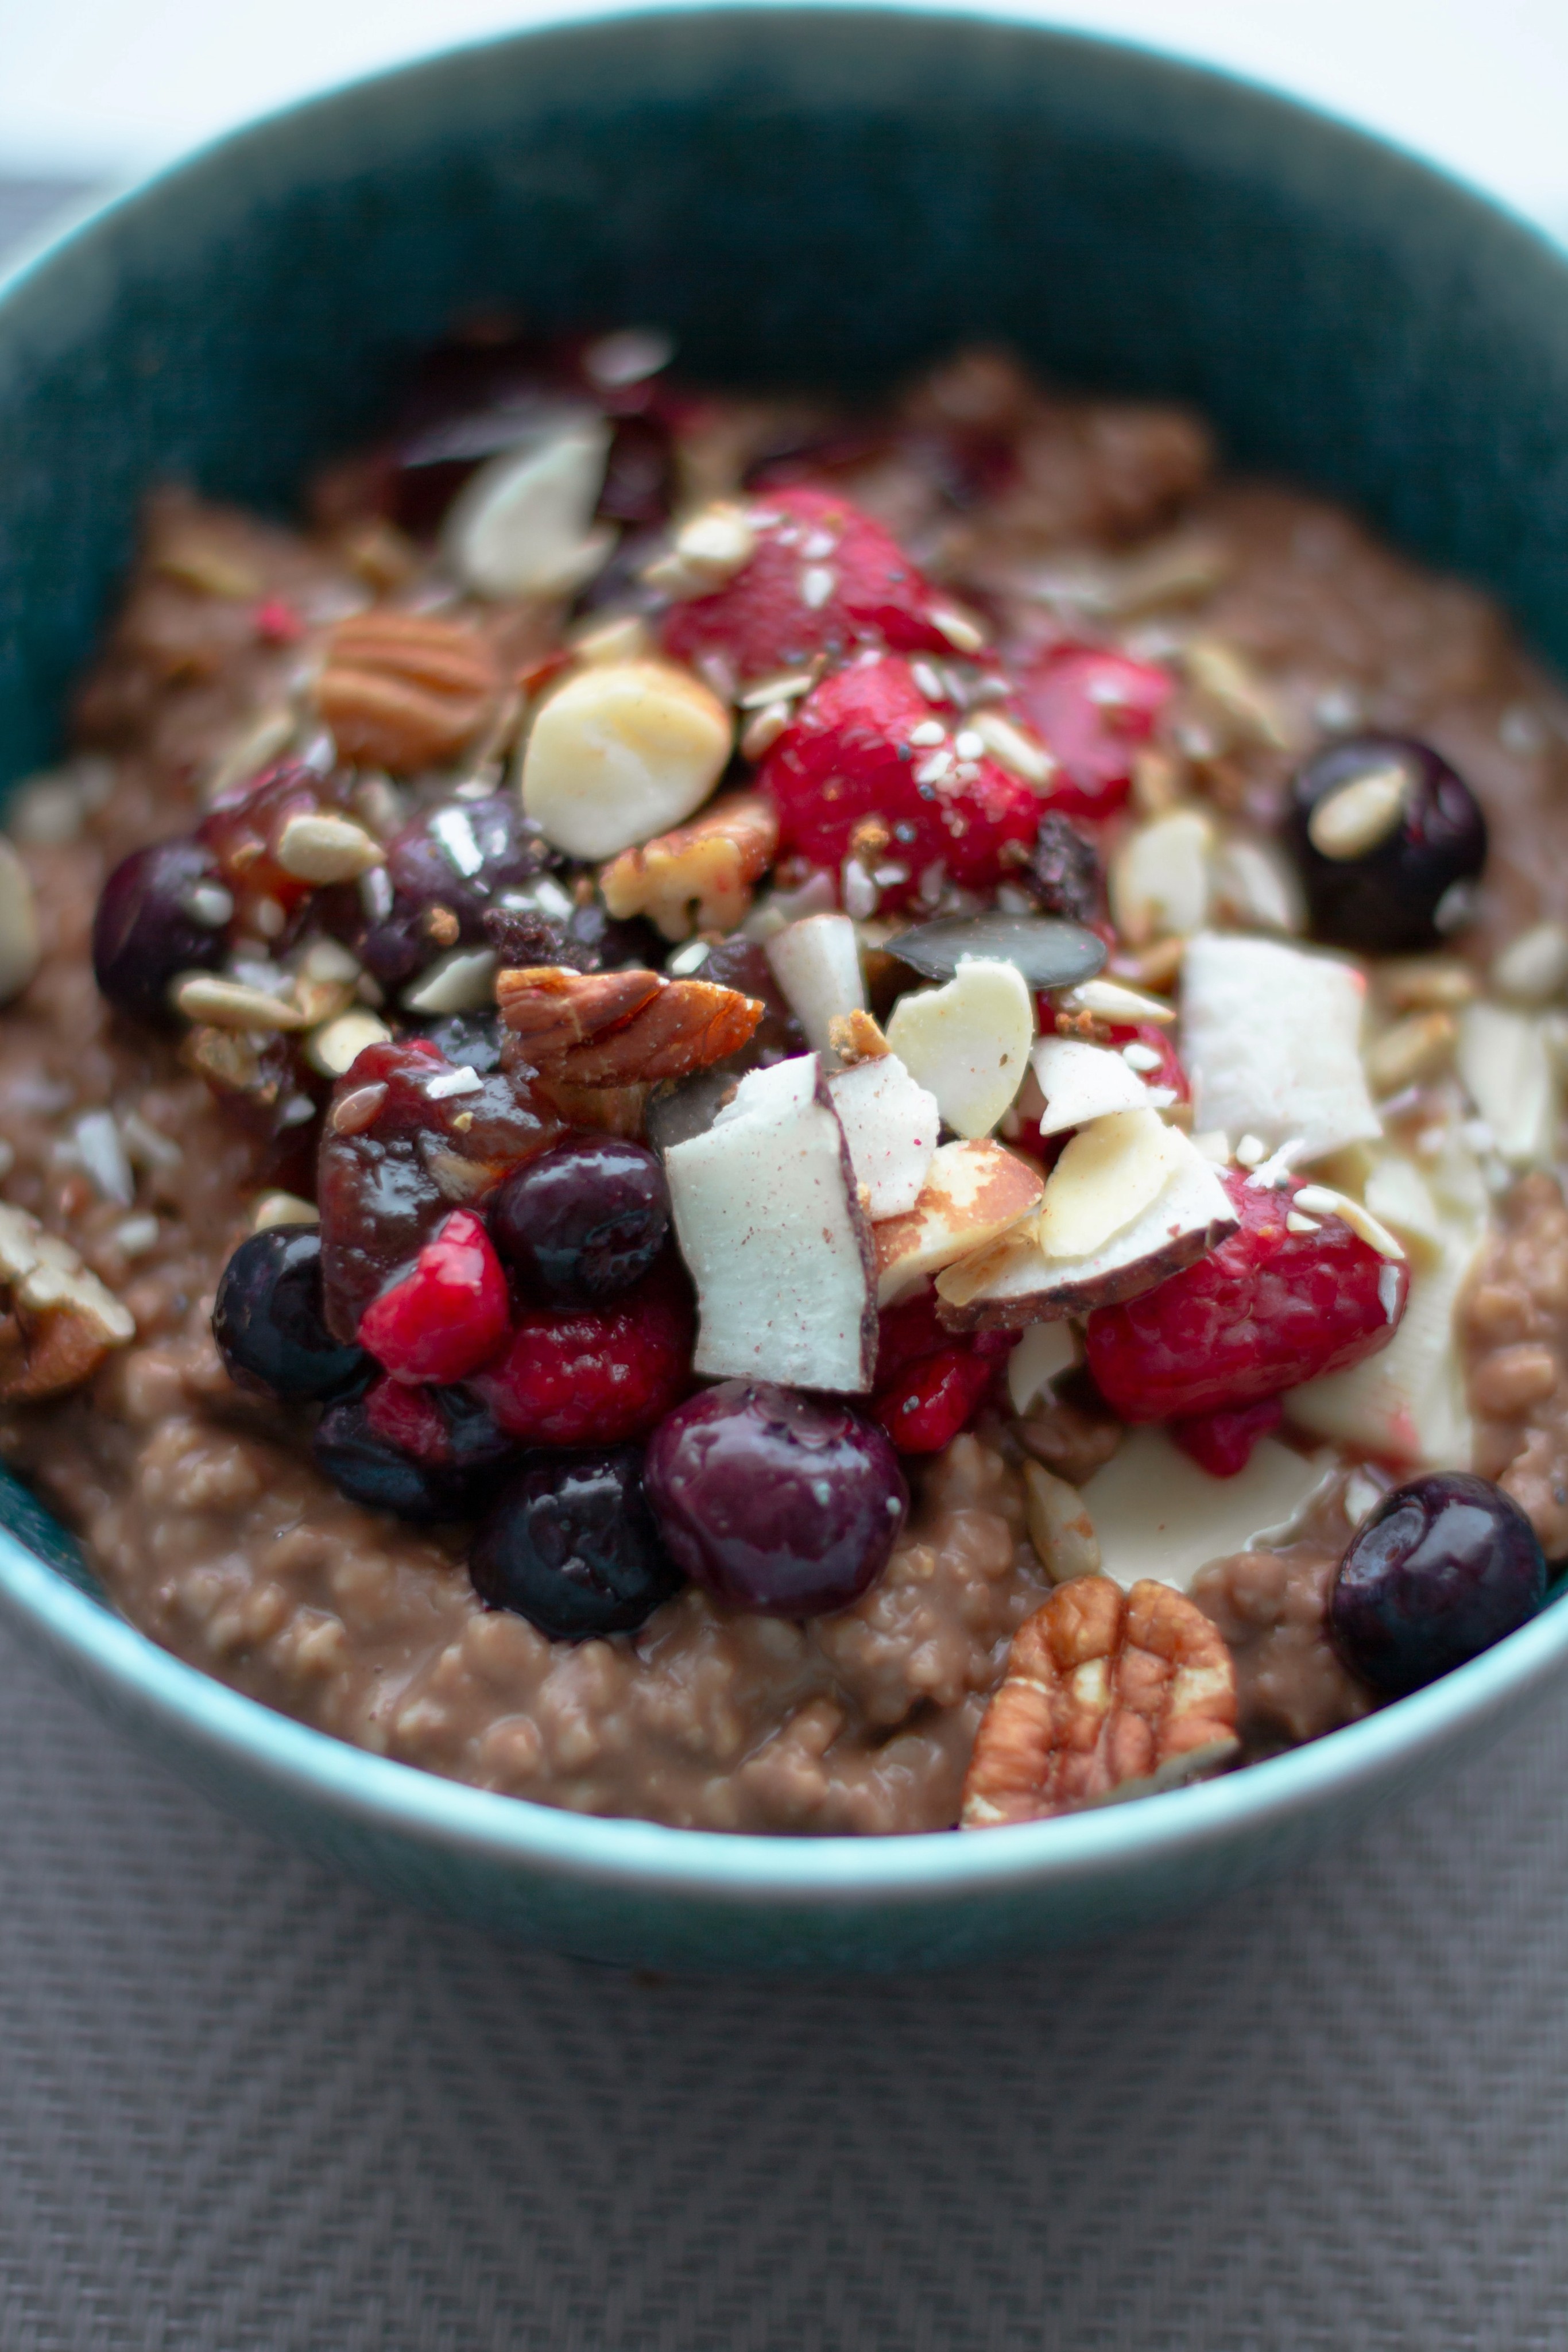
[5,9,1568,1973]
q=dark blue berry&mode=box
[313,1391,482,1521]
[470,1446,682,1637]
[1286,735,1487,954]
[490,1135,669,1303]
[1329,1471,1547,1696]
[644,1382,908,1617]
[92,837,229,1025]
[212,1227,367,1401]
[356,794,556,989]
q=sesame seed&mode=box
[914,751,954,787]
[953,729,985,760]
[908,719,947,748]
[910,662,946,703]
[800,564,837,610]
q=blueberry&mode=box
[1329,1471,1547,1697]
[490,1135,669,1303]
[1285,734,1487,954]
[212,1227,367,1401]
[470,1445,682,1637]
[91,837,230,1025]
[313,1391,483,1521]
[356,794,557,989]
[644,1381,908,1617]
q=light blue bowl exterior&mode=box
[3,8,1568,1971]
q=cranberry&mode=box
[873,1345,997,1456]
[1329,1472,1547,1696]
[1022,811,1102,924]
[355,794,557,991]
[761,653,1042,902]
[316,1038,558,1341]
[313,1391,489,1521]
[1010,645,1173,821]
[212,1226,368,1402]
[91,838,229,1025]
[1170,1395,1284,1478]
[361,1373,517,1473]
[471,1446,683,1638]
[661,485,953,684]
[1085,1172,1408,1422]
[1285,735,1488,954]
[644,1381,908,1616]
[473,1257,693,1446]
[198,761,327,915]
[356,1206,512,1385]
[490,1135,669,1303]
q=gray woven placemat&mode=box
[5,172,1568,2351]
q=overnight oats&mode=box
[0,330,1563,1835]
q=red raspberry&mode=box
[761,653,1041,902]
[1085,1172,1409,1422]
[363,1376,450,1460]
[873,1291,951,1386]
[660,486,955,684]
[871,1294,1015,1454]
[1010,644,1174,822]
[1105,1020,1189,1104]
[357,1207,512,1386]
[1170,1395,1284,1479]
[473,1258,694,1446]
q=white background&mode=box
[1,0,1566,238]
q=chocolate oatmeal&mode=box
[2,333,1565,1833]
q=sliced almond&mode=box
[1030,1036,1152,1135]
[444,421,613,599]
[1007,1320,1081,1416]
[1307,762,1410,860]
[1108,808,1213,945]
[884,957,1035,1139]
[305,1009,393,1078]
[1037,1108,1184,1260]
[873,1139,1044,1307]
[1056,976,1176,1027]
[520,659,732,860]
[173,974,308,1031]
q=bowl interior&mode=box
[3,6,1568,1952]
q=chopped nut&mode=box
[1380,956,1476,1012]
[274,811,384,884]
[305,1009,393,1078]
[497,965,662,1056]
[0,1201,135,1402]
[497,962,762,1085]
[599,792,779,941]
[641,501,758,599]
[1109,807,1213,945]
[0,838,41,1005]
[1023,1463,1101,1583]
[173,974,309,1031]
[1307,761,1410,860]
[1365,1010,1457,1096]
[315,612,502,771]
[444,423,612,599]
[960,1577,1240,1825]
[399,948,499,1016]
[1056,976,1176,1027]
[520,659,733,860]
[740,702,792,761]
[827,1009,892,1063]
[1182,637,1294,752]
[250,1191,318,1232]
[1492,920,1568,1006]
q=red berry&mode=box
[363,1375,450,1459]
[873,1291,951,1386]
[873,1344,996,1456]
[1104,1020,1190,1104]
[661,486,954,684]
[1170,1395,1284,1479]
[357,1208,512,1386]
[198,760,328,913]
[761,653,1041,902]
[1085,1172,1409,1422]
[254,597,304,646]
[1011,645,1174,821]
[473,1259,694,1446]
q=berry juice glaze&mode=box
[2,336,1567,1832]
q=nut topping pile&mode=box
[4,324,1565,1833]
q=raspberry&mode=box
[474,1258,694,1446]
[660,486,954,684]
[1085,1172,1409,1422]
[761,654,1041,902]
[362,1373,517,1471]
[871,1293,1016,1455]
[1105,1020,1189,1104]
[357,1208,512,1386]
[1170,1395,1284,1478]
[1011,645,1174,822]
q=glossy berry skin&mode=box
[761,654,1042,903]
[313,1391,487,1521]
[354,792,556,991]
[1170,1395,1284,1479]
[661,485,953,684]
[644,1381,908,1617]
[870,1292,1015,1456]
[357,1206,511,1386]
[473,1258,694,1446]
[212,1226,368,1401]
[361,1372,518,1474]
[91,838,229,1025]
[471,1446,683,1639]
[1284,734,1487,954]
[1085,1173,1409,1422]
[1010,645,1174,822]
[490,1135,670,1303]
[1329,1472,1547,1697]
[198,761,324,915]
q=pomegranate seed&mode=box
[474,1258,694,1446]
[357,1208,512,1386]
[1170,1395,1284,1478]
[1085,1172,1409,1422]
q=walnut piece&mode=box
[497,964,762,1086]
[598,791,779,941]
[960,1575,1238,1826]
[0,1202,135,1403]
[314,611,502,771]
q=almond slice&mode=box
[1029,1036,1152,1135]
[1037,1108,1184,1260]
[884,957,1035,1139]
[873,1139,1044,1307]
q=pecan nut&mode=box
[0,1202,135,1403]
[599,791,779,942]
[497,963,762,1086]
[960,1576,1239,1827]
[314,611,502,771]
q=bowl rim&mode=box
[4,1,1568,1905]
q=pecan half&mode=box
[497,963,762,1086]
[315,611,502,771]
[0,1202,135,1403]
[598,791,779,941]
[960,1576,1238,1826]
